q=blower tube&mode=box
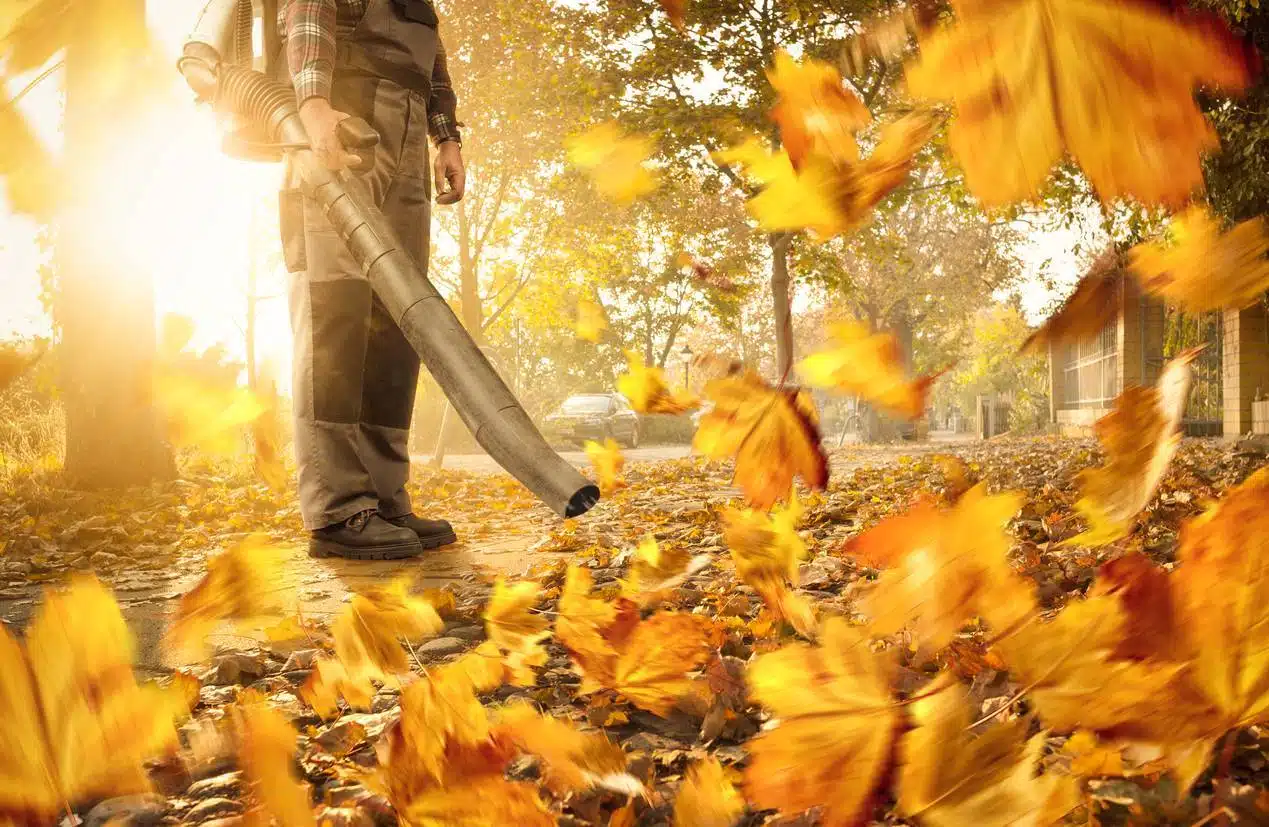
[177,42,599,519]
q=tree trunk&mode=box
[59,0,172,487]
[769,232,794,379]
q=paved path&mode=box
[412,443,694,473]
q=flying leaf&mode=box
[1069,348,1199,546]
[237,703,316,827]
[719,502,816,634]
[1020,252,1120,355]
[844,485,1033,648]
[623,534,710,607]
[904,0,1251,207]
[768,49,870,166]
[1,576,182,818]
[746,617,900,826]
[556,566,637,693]
[1130,207,1269,313]
[1089,553,1190,662]
[673,757,743,827]
[611,612,714,716]
[332,579,444,684]
[484,577,549,655]
[659,0,688,30]
[566,123,659,203]
[494,701,636,794]
[299,657,374,719]
[896,680,1079,827]
[164,534,289,663]
[1063,730,1125,778]
[1173,468,1269,732]
[585,438,626,494]
[616,349,700,414]
[798,320,943,420]
[693,370,827,509]
[575,298,609,343]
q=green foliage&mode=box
[938,301,1049,431]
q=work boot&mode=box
[310,508,424,560]
[383,513,458,549]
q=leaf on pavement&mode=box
[585,438,626,494]
[1069,348,1200,546]
[1019,252,1121,356]
[673,757,744,827]
[566,123,659,204]
[693,370,828,509]
[768,49,871,167]
[164,534,289,663]
[798,320,944,421]
[1130,207,1269,313]
[844,485,1033,649]
[904,0,1251,207]
[745,617,900,826]
[237,703,315,827]
[1,576,183,818]
[617,349,700,414]
[896,679,1079,827]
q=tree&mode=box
[1,0,172,485]
[938,300,1049,431]
[592,0,903,377]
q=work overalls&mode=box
[281,0,439,530]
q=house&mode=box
[1045,252,1268,438]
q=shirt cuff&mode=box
[292,65,334,107]
[429,112,462,146]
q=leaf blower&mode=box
[178,0,599,519]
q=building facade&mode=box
[1046,261,1262,438]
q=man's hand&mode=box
[434,141,466,205]
[299,98,361,170]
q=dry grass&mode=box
[0,380,65,488]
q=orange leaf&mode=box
[1130,207,1269,313]
[904,0,1250,207]
[673,757,743,827]
[768,49,870,167]
[617,350,700,414]
[746,618,899,826]
[611,612,715,716]
[693,370,827,509]
[1019,252,1121,356]
[798,321,943,421]
[659,0,688,30]
[493,701,636,794]
[238,704,316,827]
[1091,553,1189,662]
[585,438,626,494]
[332,579,444,684]
[1069,349,1200,546]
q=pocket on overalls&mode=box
[279,187,307,273]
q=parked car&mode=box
[543,393,641,447]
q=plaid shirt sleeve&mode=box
[283,0,339,104]
[428,35,462,146]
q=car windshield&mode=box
[561,396,610,413]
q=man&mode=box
[279,0,464,559]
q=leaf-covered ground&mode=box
[2,436,1265,826]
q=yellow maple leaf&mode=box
[693,370,828,509]
[1063,730,1125,778]
[575,298,609,343]
[566,123,659,203]
[1019,251,1121,356]
[483,577,550,655]
[493,701,635,794]
[845,485,1032,649]
[904,0,1251,207]
[622,534,710,606]
[237,703,316,827]
[556,566,628,692]
[611,612,714,716]
[746,617,899,825]
[164,534,289,663]
[585,438,626,494]
[299,657,375,719]
[616,349,700,414]
[897,679,1079,827]
[1,577,183,818]
[798,320,943,420]
[332,579,444,684]
[673,757,743,827]
[1130,207,1269,313]
[768,49,870,167]
[396,778,554,827]
[1069,348,1200,546]
[719,502,816,635]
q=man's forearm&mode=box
[285,0,339,104]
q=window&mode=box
[562,396,612,413]
[1060,324,1119,409]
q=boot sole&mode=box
[417,529,458,550]
[309,538,425,560]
